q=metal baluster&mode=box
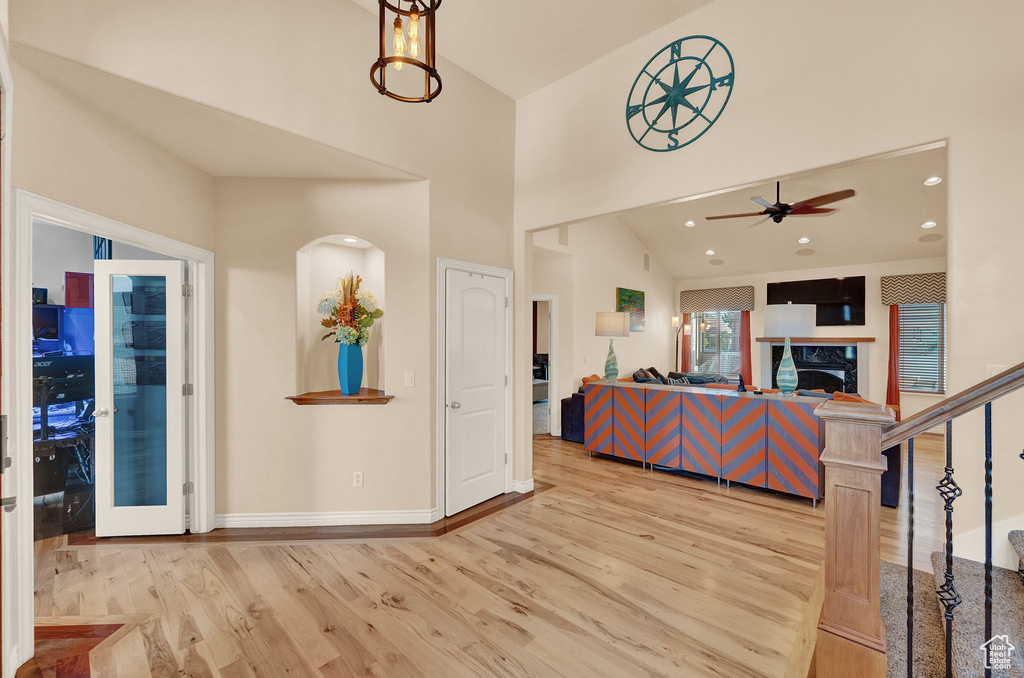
[936,419,962,678]
[984,403,993,678]
[907,436,915,678]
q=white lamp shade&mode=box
[596,312,630,337]
[764,303,816,336]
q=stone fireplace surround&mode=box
[756,337,875,395]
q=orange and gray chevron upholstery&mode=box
[644,389,681,468]
[612,386,646,462]
[584,383,614,455]
[680,392,724,476]
[721,399,768,486]
[766,400,823,499]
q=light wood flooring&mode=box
[26,434,942,678]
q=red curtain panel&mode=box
[886,304,902,421]
[680,312,691,372]
[740,311,753,387]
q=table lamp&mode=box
[595,312,630,380]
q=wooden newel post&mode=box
[813,400,895,678]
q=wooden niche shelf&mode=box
[286,389,394,405]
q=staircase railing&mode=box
[813,361,1024,678]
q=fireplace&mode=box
[770,345,858,393]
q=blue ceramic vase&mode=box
[776,337,799,394]
[338,342,363,395]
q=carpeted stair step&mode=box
[1010,530,1024,583]
[881,559,945,678]
[929,551,1024,677]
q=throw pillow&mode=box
[667,377,687,386]
[832,391,902,411]
[581,374,603,386]
[704,383,739,391]
[617,376,635,382]
[634,377,658,384]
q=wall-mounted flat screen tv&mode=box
[766,276,866,326]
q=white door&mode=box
[445,269,509,516]
[94,260,186,536]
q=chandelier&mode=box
[369,0,442,103]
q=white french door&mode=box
[94,260,186,537]
[444,269,509,516]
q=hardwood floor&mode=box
[28,434,940,678]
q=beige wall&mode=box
[534,300,550,355]
[676,258,947,419]
[12,61,215,249]
[515,0,1024,554]
[214,178,434,515]
[533,216,676,401]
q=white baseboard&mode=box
[514,478,535,493]
[214,509,437,529]
[955,513,1024,570]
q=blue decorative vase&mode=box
[604,339,619,381]
[776,337,799,394]
[338,343,363,395]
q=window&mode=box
[898,303,946,393]
[689,310,741,376]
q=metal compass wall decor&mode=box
[626,36,734,152]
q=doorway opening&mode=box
[30,219,183,540]
[532,296,558,436]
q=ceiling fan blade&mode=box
[751,196,775,210]
[790,189,855,209]
[705,211,766,220]
[747,216,772,229]
[788,207,836,216]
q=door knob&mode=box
[450,401,462,409]
[92,408,110,418]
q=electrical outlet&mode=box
[353,471,363,487]
[405,372,415,387]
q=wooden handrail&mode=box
[881,361,1024,448]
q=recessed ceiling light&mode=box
[923,177,943,186]
[705,249,715,255]
[796,248,815,257]
[919,233,943,243]
[920,221,937,229]
[797,237,811,244]
[343,237,359,243]
[685,220,696,228]
[709,259,724,266]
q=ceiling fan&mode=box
[705,181,856,224]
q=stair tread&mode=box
[929,551,1024,677]
[881,559,945,678]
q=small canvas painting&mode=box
[616,287,645,332]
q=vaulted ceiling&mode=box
[347,0,714,99]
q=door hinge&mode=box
[183,481,194,495]
[505,297,509,308]
[182,383,194,396]
[182,284,194,298]
[1,496,16,512]
[0,414,10,475]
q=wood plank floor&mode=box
[28,434,941,678]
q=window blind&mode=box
[898,303,945,393]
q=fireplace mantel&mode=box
[755,337,876,343]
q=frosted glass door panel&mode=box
[112,275,168,507]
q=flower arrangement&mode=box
[318,272,383,346]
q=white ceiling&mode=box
[13,45,417,181]
[616,146,948,280]
[348,0,714,100]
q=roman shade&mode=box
[880,272,946,305]
[679,285,755,314]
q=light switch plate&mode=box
[404,372,415,387]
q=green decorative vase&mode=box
[776,337,799,394]
[604,339,619,381]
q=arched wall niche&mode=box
[296,234,385,394]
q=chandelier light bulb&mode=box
[409,7,421,58]
[393,16,406,70]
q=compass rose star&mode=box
[650,61,711,129]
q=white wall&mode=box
[32,220,176,305]
[676,258,946,419]
[515,0,1024,556]
[533,215,676,399]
